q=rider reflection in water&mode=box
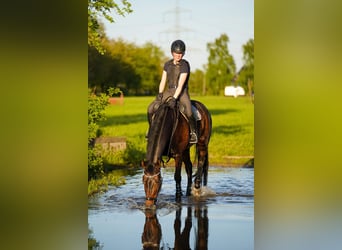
[147,39,198,144]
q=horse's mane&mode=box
[146,102,176,164]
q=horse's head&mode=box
[141,160,163,208]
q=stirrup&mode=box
[145,129,149,140]
[190,132,198,144]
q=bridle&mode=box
[143,171,161,179]
[143,171,162,201]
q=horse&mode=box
[142,98,212,208]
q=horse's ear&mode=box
[155,160,162,170]
[141,160,146,168]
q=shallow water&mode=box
[88,166,254,249]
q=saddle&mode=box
[151,100,201,122]
[179,103,202,121]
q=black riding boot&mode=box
[189,114,198,144]
[145,112,153,140]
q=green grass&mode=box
[98,96,254,166]
[88,172,126,196]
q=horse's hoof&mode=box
[191,187,202,197]
[175,192,182,201]
[144,200,157,210]
[144,204,157,210]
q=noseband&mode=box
[143,171,161,179]
[143,171,162,201]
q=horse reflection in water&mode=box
[173,207,192,250]
[193,206,209,250]
[141,210,162,250]
[141,206,209,250]
[142,99,212,208]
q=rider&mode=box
[147,39,198,144]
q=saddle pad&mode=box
[192,105,202,121]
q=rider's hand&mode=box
[156,93,163,101]
[168,97,177,109]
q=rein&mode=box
[167,103,179,156]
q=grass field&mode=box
[98,95,254,166]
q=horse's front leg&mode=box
[174,155,183,200]
[182,149,193,196]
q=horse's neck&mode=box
[147,105,175,162]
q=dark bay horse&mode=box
[142,99,212,208]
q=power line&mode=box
[159,0,194,41]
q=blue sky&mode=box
[102,0,254,71]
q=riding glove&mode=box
[156,93,163,101]
[168,97,177,109]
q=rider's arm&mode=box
[158,70,167,93]
[173,72,188,99]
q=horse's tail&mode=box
[191,100,212,181]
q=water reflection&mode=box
[194,206,209,250]
[142,210,162,250]
[89,167,254,249]
[173,207,192,250]
[142,205,209,250]
[88,227,102,249]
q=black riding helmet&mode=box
[171,40,186,54]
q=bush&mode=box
[88,87,121,180]
[88,146,104,180]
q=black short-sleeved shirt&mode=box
[164,59,190,89]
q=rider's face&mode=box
[172,52,184,63]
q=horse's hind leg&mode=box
[195,146,207,189]
[194,160,203,189]
[203,153,209,186]
[182,149,193,196]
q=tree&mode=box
[237,39,254,99]
[206,34,236,95]
[189,69,205,96]
[125,42,166,95]
[88,38,166,95]
[88,0,132,54]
